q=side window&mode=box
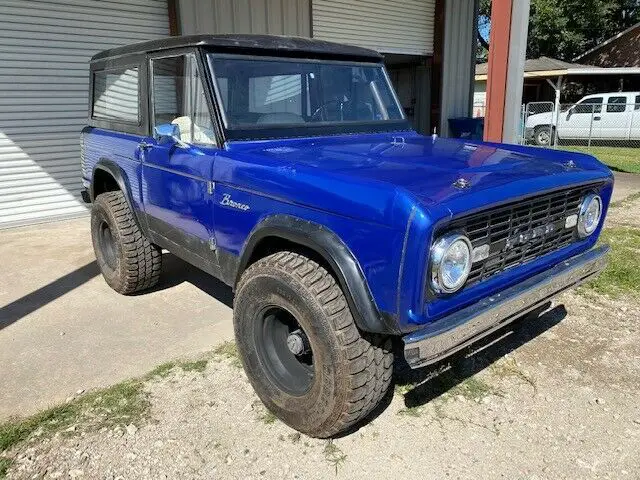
[151,54,215,145]
[92,67,139,123]
[607,96,627,113]
[574,97,603,114]
[635,95,640,110]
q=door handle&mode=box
[138,141,154,150]
[593,116,601,121]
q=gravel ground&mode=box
[5,288,640,480]
[5,195,640,480]
[605,195,640,228]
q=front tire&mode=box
[234,251,393,438]
[534,125,554,146]
[91,191,162,294]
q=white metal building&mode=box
[0,0,477,228]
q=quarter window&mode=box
[607,96,627,113]
[151,54,215,145]
[634,95,640,110]
[92,67,139,123]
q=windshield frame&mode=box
[205,52,410,141]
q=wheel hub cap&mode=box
[286,329,308,356]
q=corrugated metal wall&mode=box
[0,0,169,228]
[312,0,436,55]
[178,0,311,36]
[439,0,478,136]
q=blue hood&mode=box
[222,131,613,226]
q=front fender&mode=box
[235,214,401,335]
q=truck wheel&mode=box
[91,191,162,294]
[234,251,393,438]
[534,125,553,146]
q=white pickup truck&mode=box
[525,92,640,145]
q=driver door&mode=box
[141,51,219,266]
[560,97,602,139]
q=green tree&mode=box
[478,0,640,61]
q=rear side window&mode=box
[607,96,627,113]
[635,95,640,110]
[92,67,140,123]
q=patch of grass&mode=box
[213,341,242,368]
[445,376,501,402]
[180,359,208,373]
[583,227,640,298]
[0,380,148,454]
[145,358,209,378]
[0,457,12,478]
[397,406,424,417]
[563,146,640,174]
[394,383,414,396]
[258,409,278,425]
[323,440,347,474]
[146,361,177,379]
[491,358,537,393]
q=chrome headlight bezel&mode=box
[430,233,473,294]
[577,193,602,238]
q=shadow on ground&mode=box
[141,253,234,308]
[334,303,567,438]
[0,253,233,332]
[0,261,100,331]
[398,303,567,408]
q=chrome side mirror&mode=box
[153,123,181,145]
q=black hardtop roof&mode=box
[90,34,383,62]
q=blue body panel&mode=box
[83,127,613,333]
[142,142,215,253]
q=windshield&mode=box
[208,54,406,138]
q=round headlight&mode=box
[430,233,473,294]
[577,194,602,238]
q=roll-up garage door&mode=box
[312,0,436,56]
[0,0,169,228]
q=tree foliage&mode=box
[478,0,640,61]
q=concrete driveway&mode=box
[0,218,234,420]
[1,171,639,421]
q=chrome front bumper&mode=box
[403,245,609,369]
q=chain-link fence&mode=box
[519,99,640,172]
[521,100,640,148]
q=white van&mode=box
[525,92,640,145]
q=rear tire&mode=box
[91,191,162,294]
[233,251,393,438]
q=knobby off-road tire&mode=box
[91,191,162,294]
[234,251,393,438]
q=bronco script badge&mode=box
[220,193,250,211]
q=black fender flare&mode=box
[235,215,400,335]
[91,159,149,236]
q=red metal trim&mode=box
[483,0,513,142]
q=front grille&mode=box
[443,183,602,288]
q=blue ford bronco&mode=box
[82,34,611,437]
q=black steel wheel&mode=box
[255,306,314,396]
[233,251,393,438]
